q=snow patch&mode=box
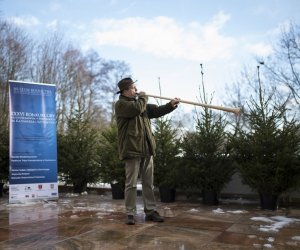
[212,208,248,214]
[251,217,274,223]
[251,216,300,232]
[263,243,273,248]
[253,243,261,248]
[213,208,225,214]
[292,236,300,241]
[227,210,248,214]
[65,193,79,197]
[287,241,298,246]
[72,206,109,212]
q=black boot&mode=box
[145,211,164,222]
[125,215,135,225]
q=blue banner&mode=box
[9,81,58,203]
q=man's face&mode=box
[123,84,137,98]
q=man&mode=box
[114,77,180,225]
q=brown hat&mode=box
[116,77,137,94]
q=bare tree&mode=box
[29,32,65,85]
[263,22,300,114]
[0,20,31,127]
[225,22,300,124]
[0,19,131,133]
[102,60,130,123]
[55,48,130,133]
[224,63,285,131]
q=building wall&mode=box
[222,172,300,200]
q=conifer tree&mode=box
[232,73,300,197]
[98,122,125,188]
[153,117,180,188]
[181,65,235,202]
[58,109,102,193]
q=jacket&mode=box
[115,94,176,160]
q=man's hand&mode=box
[138,91,146,96]
[171,98,180,107]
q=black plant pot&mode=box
[159,187,176,203]
[0,183,4,197]
[260,194,279,210]
[202,190,219,205]
[73,183,87,194]
[111,183,124,199]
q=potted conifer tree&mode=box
[58,110,102,193]
[99,123,125,199]
[153,117,181,202]
[232,81,300,210]
[180,72,235,205]
[181,108,235,205]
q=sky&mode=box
[1,0,300,111]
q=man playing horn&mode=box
[115,77,180,225]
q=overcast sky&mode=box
[1,0,300,110]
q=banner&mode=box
[9,81,58,203]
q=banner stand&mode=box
[9,80,58,203]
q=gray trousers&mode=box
[124,156,156,215]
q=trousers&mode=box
[124,156,156,215]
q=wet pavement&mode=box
[0,191,300,249]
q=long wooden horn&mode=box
[147,94,241,115]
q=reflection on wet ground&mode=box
[0,192,300,249]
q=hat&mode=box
[116,77,137,94]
